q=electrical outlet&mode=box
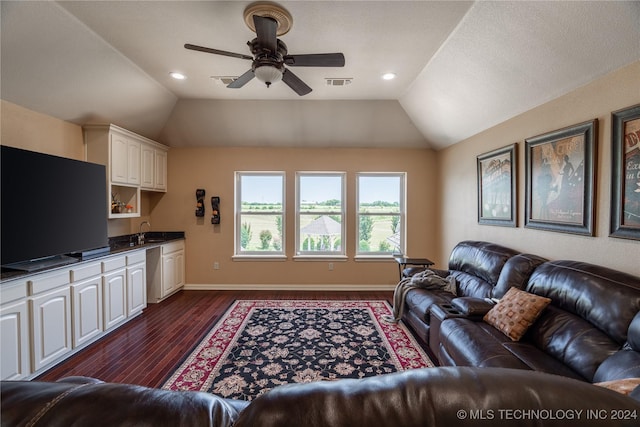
[328,263,334,271]
[213,262,220,270]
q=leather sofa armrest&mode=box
[451,297,495,318]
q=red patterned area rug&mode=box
[162,299,434,400]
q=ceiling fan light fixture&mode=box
[254,65,283,87]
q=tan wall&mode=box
[149,147,438,288]
[436,61,640,277]
[0,100,84,160]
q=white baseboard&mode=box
[183,283,396,291]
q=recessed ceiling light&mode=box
[170,72,187,80]
[382,73,396,80]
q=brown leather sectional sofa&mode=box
[401,240,640,385]
[2,367,640,426]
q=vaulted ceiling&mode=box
[2,1,639,150]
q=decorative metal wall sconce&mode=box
[196,189,205,217]
[211,196,220,224]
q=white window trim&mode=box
[235,171,286,257]
[355,172,406,257]
[295,171,347,257]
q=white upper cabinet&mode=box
[84,124,169,218]
[110,131,140,186]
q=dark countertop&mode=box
[1,231,185,282]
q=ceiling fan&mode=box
[184,3,345,96]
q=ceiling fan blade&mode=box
[284,53,345,67]
[184,43,253,61]
[227,69,255,88]
[253,15,278,52]
[282,69,312,96]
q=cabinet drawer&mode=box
[70,262,102,282]
[102,256,126,273]
[126,250,146,265]
[0,279,28,305]
[161,240,184,255]
[29,270,70,295]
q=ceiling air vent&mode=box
[211,76,239,85]
[325,78,353,87]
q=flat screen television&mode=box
[1,145,109,271]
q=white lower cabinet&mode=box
[147,240,185,303]
[71,276,103,348]
[30,286,72,372]
[103,268,127,330]
[126,251,147,316]
[1,299,30,380]
[0,249,150,379]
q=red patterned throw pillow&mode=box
[483,287,551,341]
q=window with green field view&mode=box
[357,173,405,256]
[296,172,346,256]
[235,172,285,255]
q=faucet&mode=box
[138,221,151,245]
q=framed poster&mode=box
[525,120,597,235]
[610,104,640,240]
[477,143,517,226]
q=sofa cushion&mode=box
[528,305,621,381]
[448,241,519,287]
[405,288,455,323]
[492,253,547,299]
[483,287,551,341]
[501,342,584,380]
[0,380,243,427]
[526,260,640,346]
[234,367,640,427]
[593,349,640,382]
[439,318,530,369]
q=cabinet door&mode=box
[154,149,167,191]
[161,253,176,298]
[141,145,155,189]
[1,300,30,380]
[127,140,141,185]
[30,287,72,371]
[127,262,146,316]
[103,269,127,330]
[111,133,129,184]
[72,277,103,348]
[175,250,185,289]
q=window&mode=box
[296,172,346,256]
[356,173,405,256]
[235,172,285,256]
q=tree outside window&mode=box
[357,173,405,256]
[296,173,346,256]
[235,172,284,255]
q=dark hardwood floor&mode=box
[35,290,394,387]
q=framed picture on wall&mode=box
[610,104,640,240]
[477,143,517,226]
[524,120,597,236]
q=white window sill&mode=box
[293,255,348,262]
[232,255,288,262]
[354,255,398,262]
